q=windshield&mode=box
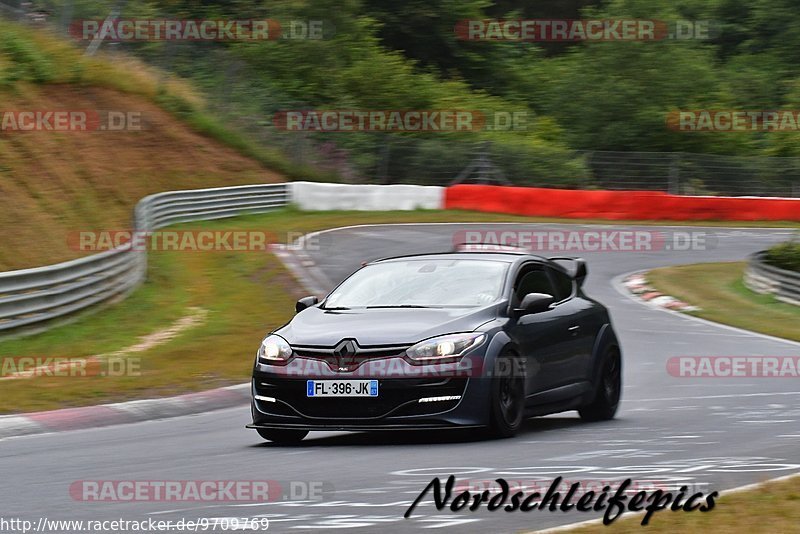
[323,259,509,309]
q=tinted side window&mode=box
[514,268,556,301]
[548,268,574,301]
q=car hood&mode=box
[275,303,503,346]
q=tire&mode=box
[488,352,525,438]
[256,428,309,444]
[579,347,621,422]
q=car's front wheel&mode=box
[579,347,621,422]
[256,428,309,444]
[488,352,525,438]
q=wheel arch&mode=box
[588,323,621,391]
[480,330,519,377]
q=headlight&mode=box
[257,334,292,364]
[406,333,486,363]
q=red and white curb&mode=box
[0,382,250,439]
[622,273,700,312]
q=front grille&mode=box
[291,343,411,372]
[255,377,467,419]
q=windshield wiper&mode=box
[322,306,351,310]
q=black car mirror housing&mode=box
[514,292,555,316]
[296,295,319,313]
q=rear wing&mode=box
[548,256,587,287]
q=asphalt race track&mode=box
[1,222,799,533]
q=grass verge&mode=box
[646,262,800,342]
[570,475,800,533]
[1,209,798,413]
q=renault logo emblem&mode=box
[331,339,358,372]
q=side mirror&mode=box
[515,293,554,315]
[295,296,319,313]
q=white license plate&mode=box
[306,380,378,397]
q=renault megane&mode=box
[248,248,621,443]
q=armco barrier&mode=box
[0,183,289,335]
[444,184,800,221]
[744,251,800,306]
[291,181,444,211]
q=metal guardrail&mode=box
[0,183,290,334]
[744,251,800,306]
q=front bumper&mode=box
[250,356,492,429]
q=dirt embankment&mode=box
[0,84,283,270]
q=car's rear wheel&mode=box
[579,347,621,422]
[488,352,525,438]
[256,428,309,444]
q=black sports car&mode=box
[248,248,621,443]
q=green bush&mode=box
[765,239,800,272]
[0,31,55,85]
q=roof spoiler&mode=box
[549,257,587,287]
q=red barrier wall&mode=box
[445,185,800,221]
